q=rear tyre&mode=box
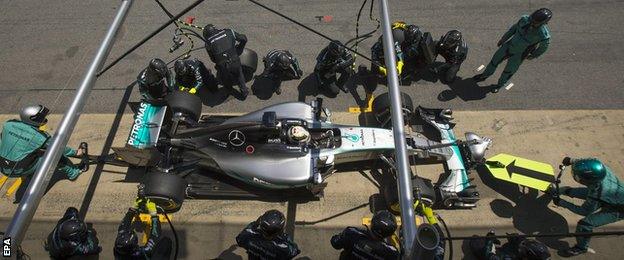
[372,92,414,128]
[239,48,258,82]
[141,171,187,213]
[166,91,202,122]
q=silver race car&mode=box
[113,91,491,212]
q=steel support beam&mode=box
[378,0,418,258]
[3,0,134,252]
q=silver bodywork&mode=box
[182,102,456,189]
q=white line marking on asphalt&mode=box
[505,83,514,90]
[477,65,485,71]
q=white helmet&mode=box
[288,126,310,143]
[20,105,49,127]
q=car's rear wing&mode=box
[126,101,167,149]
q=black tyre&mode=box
[141,171,187,213]
[369,193,388,214]
[239,48,258,82]
[382,184,401,215]
[372,92,414,128]
[166,91,202,122]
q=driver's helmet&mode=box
[288,125,310,143]
[58,219,88,242]
[572,158,607,186]
[20,104,49,127]
[114,231,138,255]
[370,210,397,239]
[518,239,551,260]
[256,209,285,238]
[439,108,453,121]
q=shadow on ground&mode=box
[476,165,570,251]
[297,73,343,102]
[251,76,279,100]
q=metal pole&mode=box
[378,0,418,258]
[3,0,133,251]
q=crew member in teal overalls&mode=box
[473,8,552,93]
[0,105,87,181]
[551,157,624,256]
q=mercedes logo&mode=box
[228,130,246,147]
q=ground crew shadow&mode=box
[197,83,236,107]
[250,76,279,100]
[213,244,243,260]
[297,74,338,102]
[475,165,570,251]
[14,168,70,204]
[78,82,135,218]
[437,78,496,102]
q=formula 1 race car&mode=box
[111,91,491,213]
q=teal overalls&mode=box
[0,120,81,180]
[481,15,551,86]
[559,167,624,249]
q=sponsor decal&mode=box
[127,102,148,146]
[228,130,245,147]
[252,177,271,185]
[209,138,228,148]
[267,138,281,143]
[343,133,360,143]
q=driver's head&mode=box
[256,209,285,239]
[20,104,49,127]
[59,219,88,242]
[203,24,218,39]
[114,231,138,255]
[370,210,397,240]
[288,125,310,142]
[174,60,190,77]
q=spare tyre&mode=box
[239,48,258,82]
[141,171,187,213]
[166,91,202,122]
[372,92,414,128]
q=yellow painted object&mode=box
[138,213,172,244]
[5,177,22,197]
[0,175,8,187]
[391,21,407,30]
[485,153,555,191]
[348,94,375,113]
[362,215,423,249]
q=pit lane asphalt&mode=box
[0,0,623,114]
[1,111,623,259]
